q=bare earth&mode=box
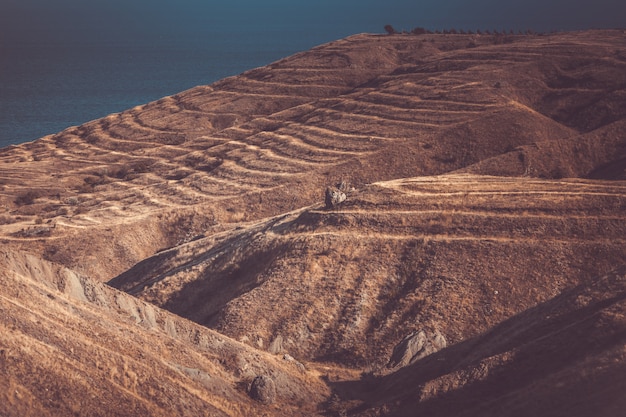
[1,30,625,416]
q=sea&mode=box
[0,23,372,148]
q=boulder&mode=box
[325,186,346,209]
[249,375,276,404]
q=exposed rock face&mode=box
[388,329,447,369]
[249,375,277,404]
[325,186,346,209]
[269,335,284,354]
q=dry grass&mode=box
[0,29,625,416]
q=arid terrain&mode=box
[1,29,625,416]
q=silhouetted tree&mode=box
[411,27,427,35]
[384,25,397,35]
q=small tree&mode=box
[384,25,397,35]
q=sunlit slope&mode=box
[0,250,327,417]
[1,30,624,282]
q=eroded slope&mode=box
[332,265,626,417]
[0,250,327,417]
[110,174,626,367]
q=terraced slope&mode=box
[0,30,625,416]
[110,174,626,367]
[1,30,624,282]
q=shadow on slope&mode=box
[109,175,626,370]
[458,120,626,179]
[108,212,303,326]
[327,265,626,417]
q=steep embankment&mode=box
[0,250,327,417]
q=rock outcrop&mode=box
[325,186,346,209]
[388,329,447,369]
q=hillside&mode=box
[0,250,326,417]
[1,30,625,416]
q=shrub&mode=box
[384,25,397,35]
[411,27,427,35]
[15,190,39,206]
[0,215,14,225]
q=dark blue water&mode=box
[0,29,344,147]
[2,0,402,147]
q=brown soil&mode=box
[1,30,625,416]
